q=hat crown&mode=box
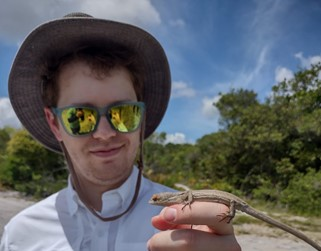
[9,13,171,153]
[64,12,92,18]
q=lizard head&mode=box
[148,192,187,206]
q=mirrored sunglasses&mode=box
[52,101,145,136]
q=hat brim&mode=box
[9,15,171,153]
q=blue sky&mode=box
[1,0,321,144]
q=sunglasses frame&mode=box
[52,101,145,136]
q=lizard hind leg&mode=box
[181,191,194,210]
[217,200,236,224]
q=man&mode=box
[1,13,240,251]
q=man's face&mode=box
[48,61,141,190]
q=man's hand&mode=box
[147,201,241,251]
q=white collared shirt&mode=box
[0,167,174,251]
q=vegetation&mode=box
[0,63,320,216]
[144,63,321,216]
[0,129,66,198]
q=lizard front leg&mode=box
[217,200,236,223]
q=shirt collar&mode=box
[66,167,141,218]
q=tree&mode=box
[0,129,67,197]
[197,63,321,197]
[280,169,321,216]
[144,132,196,188]
[214,88,259,129]
[0,127,13,154]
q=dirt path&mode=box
[234,223,321,251]
[0,190,320,250]
[0,191,35,237]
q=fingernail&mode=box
[163,207,177,222]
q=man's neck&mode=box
[72,174,130,212]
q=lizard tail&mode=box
[245,206,321,251]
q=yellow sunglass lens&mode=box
[61,108,98,135]
[109,105,142,132]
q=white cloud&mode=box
[224,45,269,92]
[275,66,294,83]
[165,133,187,144]
[295,52,321,68]
[243,45,269,86]
[202,96,220,119]
[0,97,21,129]
[171,81,196,98]
[294,52,321,80]
[0,0,160,43]
[80,0,160,26]
[169,19,185,28]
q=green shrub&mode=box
[0,129,67,198]
[280,169,321,216]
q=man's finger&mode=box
[147,228,240,251]
[153,202,234,235]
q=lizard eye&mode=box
[151,194,159,201]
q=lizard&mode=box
[149,190,321,251]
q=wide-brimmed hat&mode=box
[9,13,171,153]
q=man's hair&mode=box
[42,45,144,107]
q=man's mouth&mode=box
[89,145,123,158]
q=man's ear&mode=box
[44,107,63,141]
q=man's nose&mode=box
[92,116,117,140]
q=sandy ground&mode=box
[0,190,320,250]
[234,223,321,251]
